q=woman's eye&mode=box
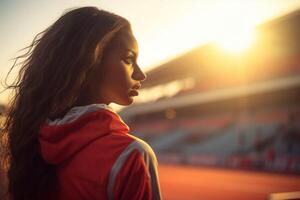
[123,57,134,65]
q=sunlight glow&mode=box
[138,1,264,69]
[204,1,258,54]
[215,28,256,53]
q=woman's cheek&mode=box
[121,64,134,86]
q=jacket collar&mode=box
[45,103,114,126]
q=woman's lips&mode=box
[129,89,139,96]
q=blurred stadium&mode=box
[1,8,300,200]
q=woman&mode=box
[1,6,162,200]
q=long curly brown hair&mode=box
[0,6,130,200]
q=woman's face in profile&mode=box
[90,27,146,106]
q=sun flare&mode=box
[214,28,256,53]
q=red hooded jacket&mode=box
[39,103,162,200]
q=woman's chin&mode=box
[114,96,134,106]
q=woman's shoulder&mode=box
[128,134,155,153]
[121,133,158,165]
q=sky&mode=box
[0,0,300,104]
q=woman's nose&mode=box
[133,65,146,81]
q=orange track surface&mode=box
[158,164,300,200]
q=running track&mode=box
[158,164,300,200]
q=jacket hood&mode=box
[39,104,129,165]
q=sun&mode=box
[214,28,256,53]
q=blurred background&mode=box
[1,1,300,200]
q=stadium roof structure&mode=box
[141,9,300,89]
